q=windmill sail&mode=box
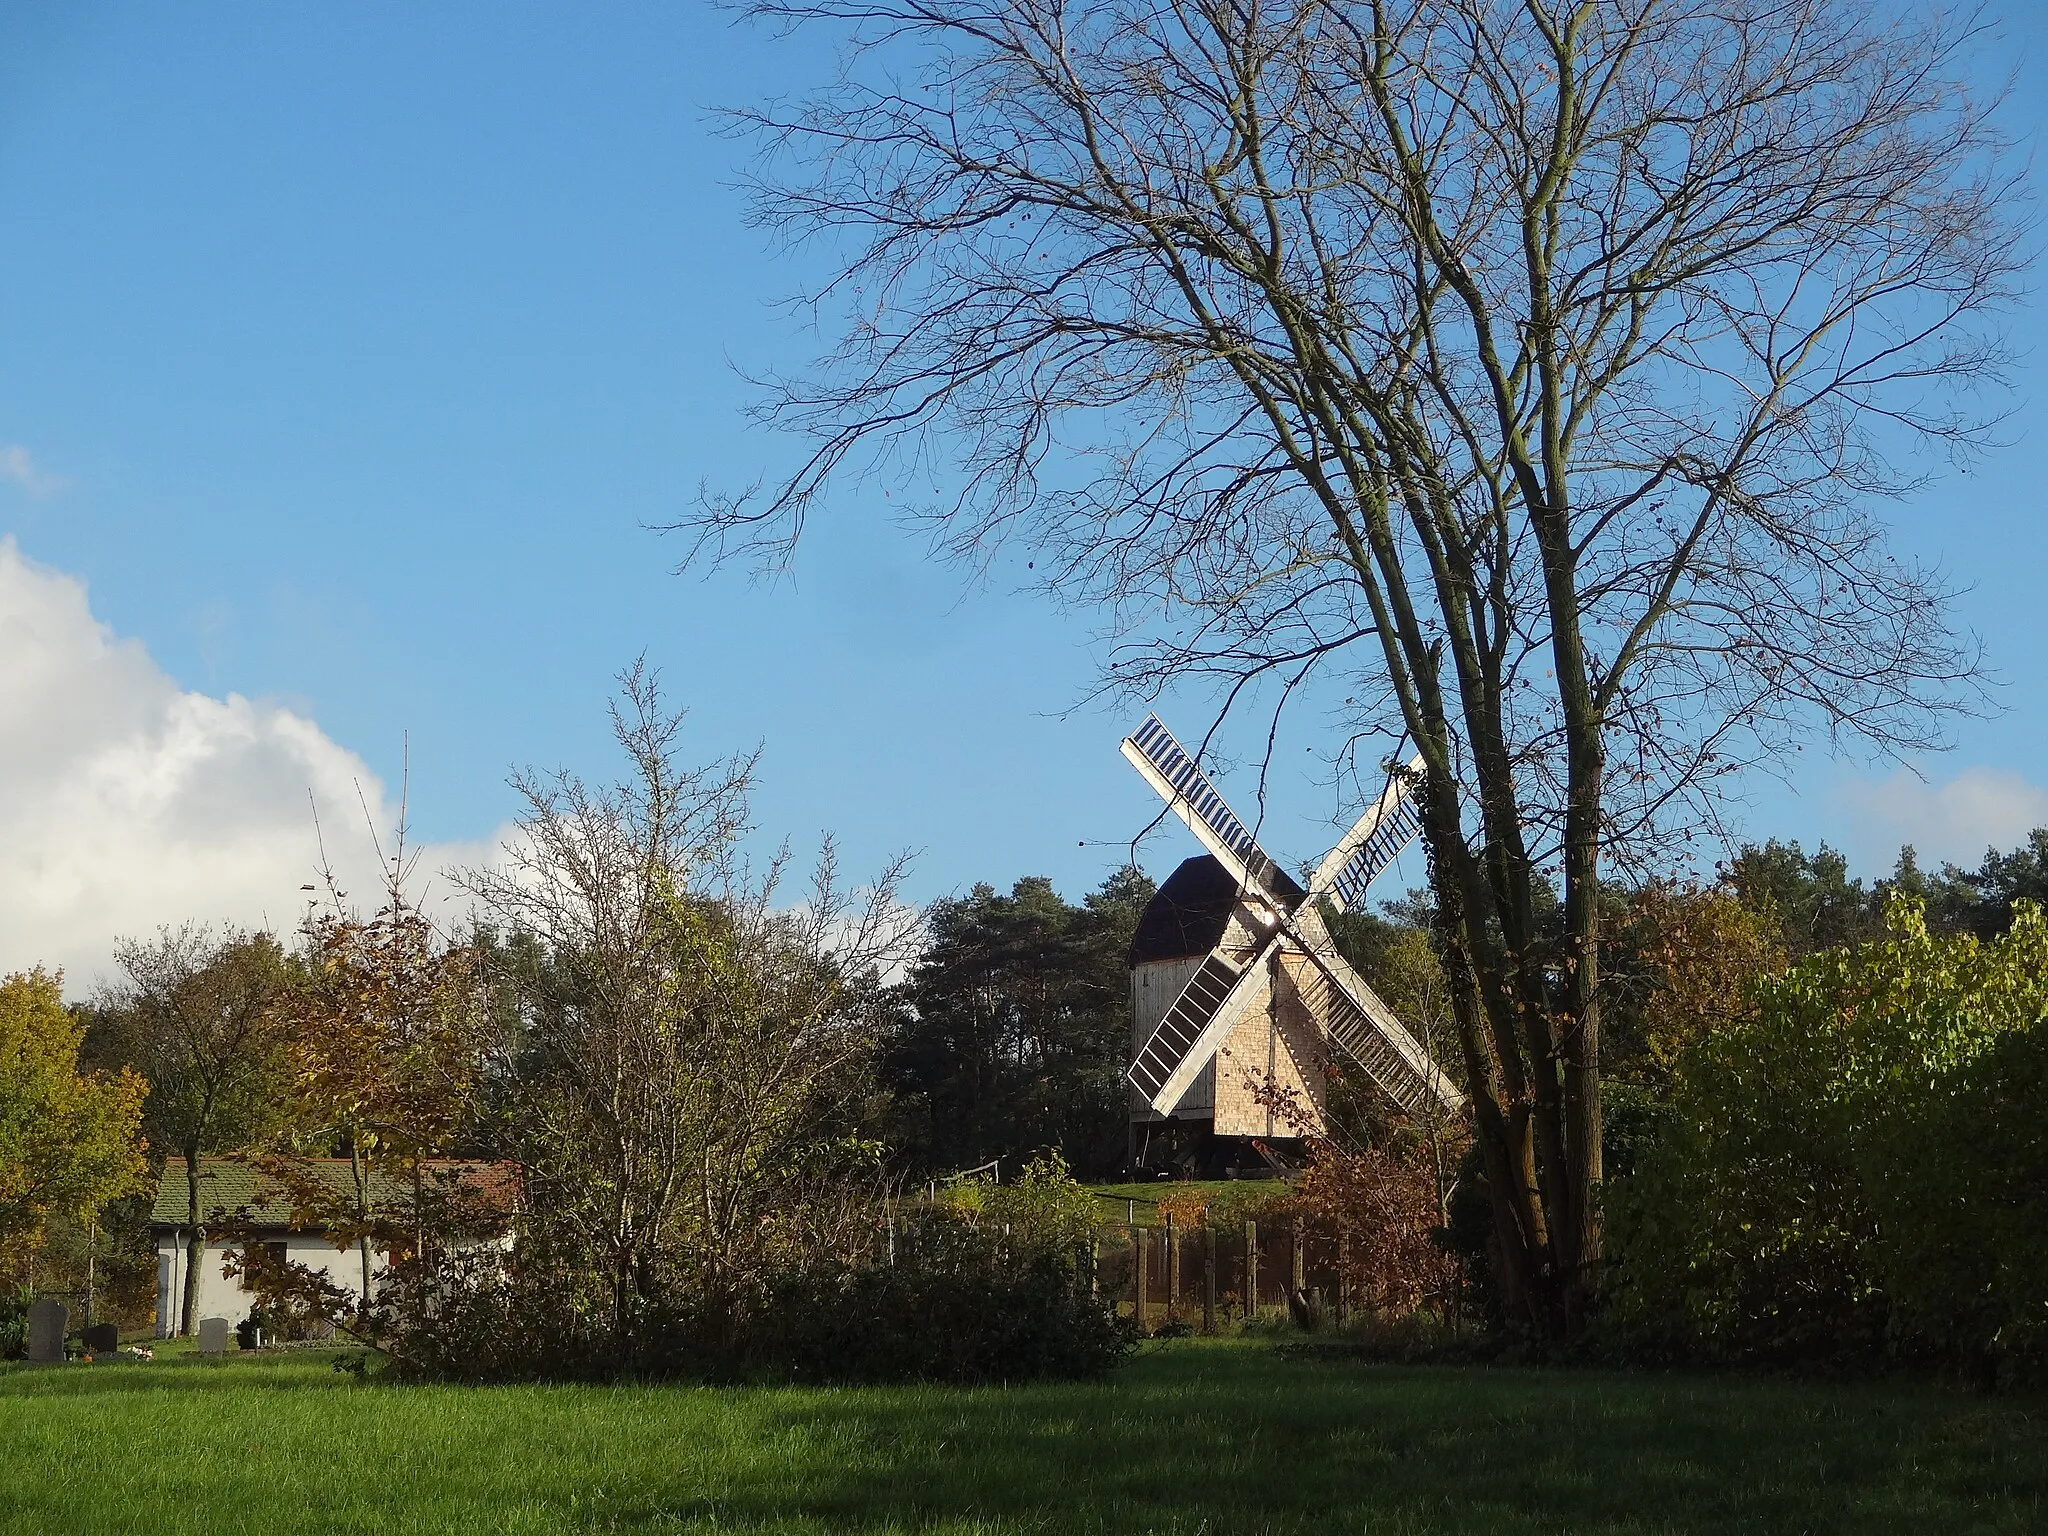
[1292,939,1461,1114]
[1309,755,1426,913]
[1121,715,1290,902]
[1128,951,1271,1114]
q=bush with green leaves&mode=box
[382,1203,1133,1386]
[1606,897,2048,1383]
[938,1150,1102,1251]
[650,1210,1135,1385]
[0,1286,28,1360]
[1867,1013,2048,1377]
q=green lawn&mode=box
[1085,1180,1288,1225]
[2,1339,2042,1534]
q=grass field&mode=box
[2,1339,2043,1534]
[1085,1180,1288,1225]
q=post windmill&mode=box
[1121,714,1461,1174]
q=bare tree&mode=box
[460,664,916,1350]
[101,927,294,1335]
[689,0,2024,1330]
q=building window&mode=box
[238,1240,291,1292]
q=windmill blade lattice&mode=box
[1128,952,1245,1105]
[1128,950,1273,1114]
[1325,796,1422,910]
[1122,715,1288,899]
[1292,942,1461,1114]
[1310,755,1426,913]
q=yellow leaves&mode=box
[0,969,148,1274]
[277,903,489,1157]
[1153,1185,1210,1230]
[1616,880,1786,1080]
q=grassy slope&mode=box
[1086,1180,1287,1226]
[2,1340,2043,1535]
[1088,1180,1288,1199]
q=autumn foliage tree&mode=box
[0,970,147,1285]
[257,864,492,1325]
[1604,884,1787,1089]
[1289,1140,1463,1319]
[97,927,294,1334]
[1232,1034,1464,1322]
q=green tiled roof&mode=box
[149,1158,510,1230]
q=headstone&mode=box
[82,1322,119,1356]
[25,1298,67,1363]
[197,1317,229,1356]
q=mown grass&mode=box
[1083,1180,1288,1227]
[2,1339,2042,1534]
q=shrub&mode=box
[374,1251,618,1383]
[382,1207,1134,1386]
[0,1286,27,1360]
[982,1150,1101,1249]
[1606,897,2048,1384]
[1866,1020,2048,1381]
[650,1212,1135,1384]
[1286,1136,1461,1318]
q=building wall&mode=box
[1131,940,1333,1139]
[153,1231,370,1337]
[1211,952,1329,1138]
[1131,955,1215,1118]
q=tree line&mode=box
[0,670,1141,1377]
[13,676,2048,1387]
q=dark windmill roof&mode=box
[1129,854,1306,965]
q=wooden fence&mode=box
[1084,1220,1353,1331]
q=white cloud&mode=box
[0,538,501,995]
[1839,765,2048,872]
[0,445,68,498]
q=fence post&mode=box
[1131,1224,1147,1332]
[1292,1222,1304,1296]
[1165,1210,1179,1324]
[1244,1220,1258,1321]
[1337,1229,1350,1329]
[1203,1224,1216,1335]
[1089,1235,1100,1297]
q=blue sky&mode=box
[3,2,2047,985]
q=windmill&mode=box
[1121,714,1461,1172]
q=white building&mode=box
[150,1157,515,1337]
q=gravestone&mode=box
[26,1298,67,1363]
[82,1322,119,1356]
[196,1317,229,1356]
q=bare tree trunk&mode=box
[181,1145,204,1336]
[351,1142,373,1316]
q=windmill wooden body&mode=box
[1121,715,1461,1174]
